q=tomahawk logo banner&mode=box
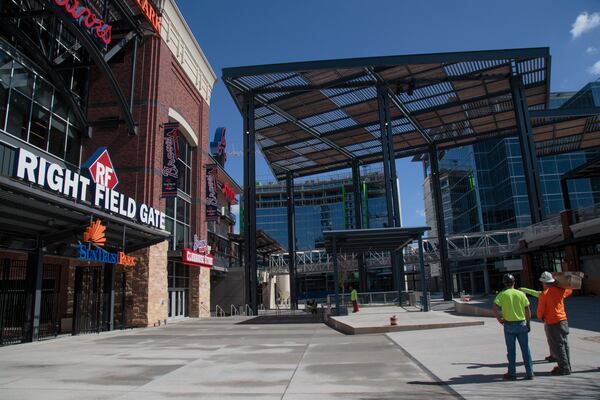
[205,164,218,221]
[162,123,180,197]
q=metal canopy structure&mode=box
[222,47,600,180]
[323,227,430,253]
[324,227,430,314]
[561,156,600,210]
[223,48,600,312]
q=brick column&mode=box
[131,240,168,327]
[189,266,211,318]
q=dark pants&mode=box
[352,300,359,313]
[545,320,571,372]
[503,321,533,376]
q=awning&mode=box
[0,176,169,255]
[323,226,430,253]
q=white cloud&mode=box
[589,60,600,75]
[416,208,426,218]
[571,12,600,38]
[587,46,598,54]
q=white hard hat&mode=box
[539,271,555,283]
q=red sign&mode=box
[221,182,237,204]
[182,248,213,268]
[52,0,112,45]
[85,147,119,190]
[133,0,161,35]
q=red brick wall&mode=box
[85,34,211,325]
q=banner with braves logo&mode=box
[206,164,219,221]
[162,123,180,197]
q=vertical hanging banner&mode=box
[206,164,219,221]
[162,123,180,197]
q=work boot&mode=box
[550,366,571,376]
[503,373,517,381]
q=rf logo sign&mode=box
[83,147,119,190]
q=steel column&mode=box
[511,77,544,223]
[24,241,43,342]
[418,234,429,312]
[429,146,452,301]
[561,178,572,211]
[377,86,403,301]
[243,94,258,315]
[352,160,368,292]
[129,37,138,114]
[332,238,340,316]
[286,172,297,310]
[102,264,115,331]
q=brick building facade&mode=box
[0,0,215,345]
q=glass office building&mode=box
[256,171,389,251]
[256,170,392,297]
[423,83,600,292]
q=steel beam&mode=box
[102,263,115,331]
[24,240,43,342]
[243,94,258,315]
[286,172,297,310]
[511,77,544,223]
[418,234,430,312]
[352,160,368,291]
[429,146,452,301]
[377,85,404,301]
[561,178,572,211]
[332,237,340,316]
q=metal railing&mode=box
[230,304,239,316]
[244,304,253,316]
[267,229,526,274]
[326,291,405,307]
[573,203,600,224]
[522,215,562,238]
[214,305,226,317]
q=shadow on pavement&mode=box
[408,367,600,386]
[452,359,549,369]
[236,314,326,325]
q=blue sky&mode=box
[178,0,600,227]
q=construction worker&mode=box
[492,273,534,380]
[349,284,359,313]
[536,271,573,375]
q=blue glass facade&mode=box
[256,173,388,251]
[430,85,600,235]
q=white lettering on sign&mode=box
[13,147,166,230]
[183,249,213,267]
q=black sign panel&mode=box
[162,123,180,197]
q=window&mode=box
[0,45,83,165]
[165,134,193,250]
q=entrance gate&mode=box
[73,267,104,335]
[0,260,62,345]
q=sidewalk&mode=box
[387,312,600,399]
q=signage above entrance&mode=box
[182,248,213,268]
[50,0,113,46]
[133,0,161,35]
[14,147,166,231]
[85,147,119,190]
[79,219,137,266]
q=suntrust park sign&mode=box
[13,147,166,230]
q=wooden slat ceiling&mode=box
[221,48,600,179]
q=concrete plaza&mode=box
[0,317,456,400]
[0,301,598,400]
